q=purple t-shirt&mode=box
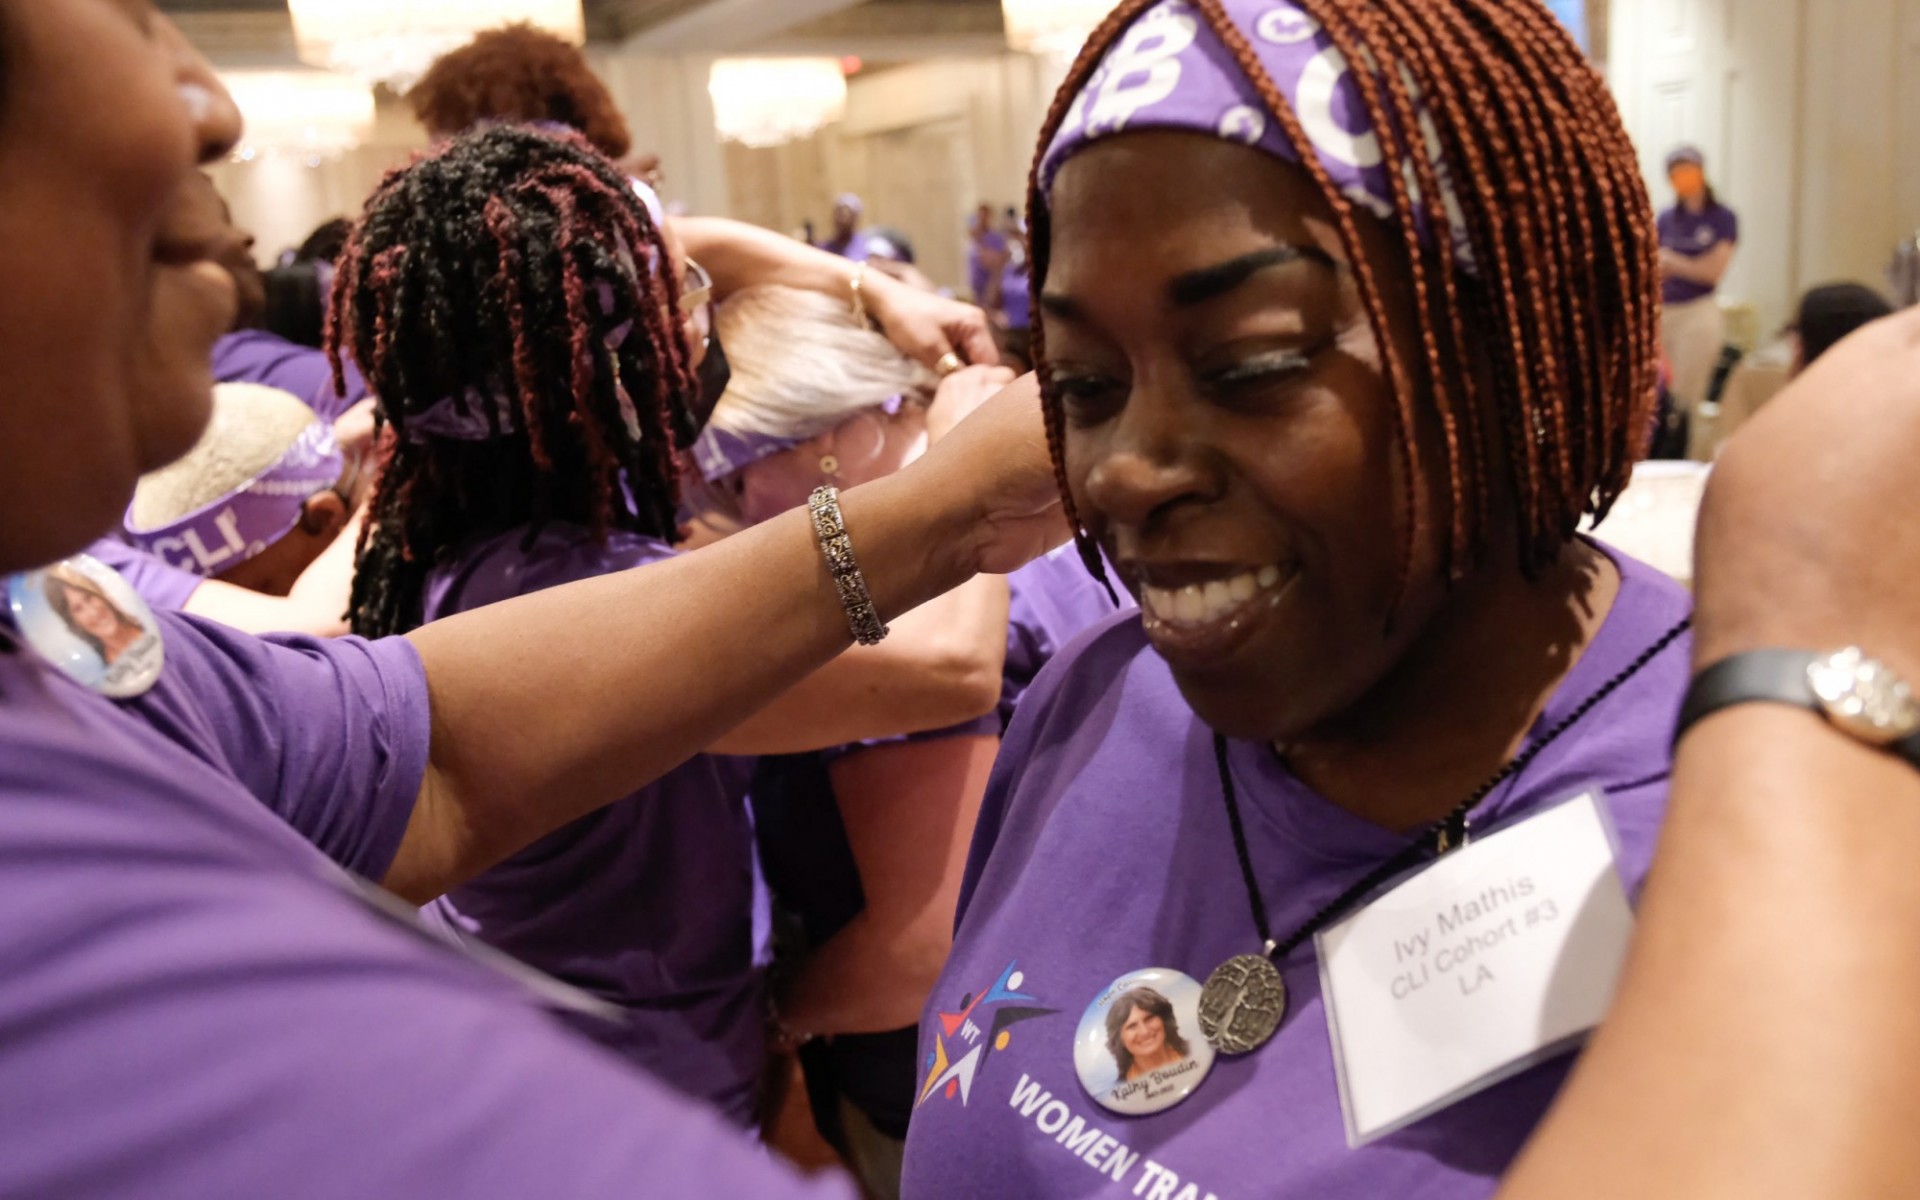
[85,535,202,612]
[1001,260,1033,331]
[0,608,843,1199]
[999,545,1127,727]
[818,230,885,264]
[969,231,1010,303]
[213,328,368,423]
[902,550,1691,1199]
[1659,202,1739,305]
[752,548,1121,1138]
[419,523,766,1128]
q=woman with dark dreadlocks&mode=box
[334,125,1010,1128]
[901,1,1691,1196]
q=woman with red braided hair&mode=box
[902,1,1692,1195]
[335,124,1017,1128]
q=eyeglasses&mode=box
[680,257,713,315]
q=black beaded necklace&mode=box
[1194,617,1692,1055]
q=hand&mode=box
[927,365,1018,442]
[1692,306,1920,671]
[332,398,379,462]
[865,269,1001,371]
[905,373,1067,576]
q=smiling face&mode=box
[65,587,123,641]
[1120,1004,1167,1062]
[1043,133,1453,743]
[0,0,243,572]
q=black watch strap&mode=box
[1678,648,1920,767]
[1677,649,1820,735]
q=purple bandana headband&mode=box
[405,279,643,444]
[692,396,904,483]
[125,421,344,576]
[1039,0,1474,271]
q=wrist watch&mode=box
[1678,646,1920,766]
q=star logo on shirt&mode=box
[917,961,1058,1108]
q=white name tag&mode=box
[1315,791,1634,1146]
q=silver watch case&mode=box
[1807,647,1920,746]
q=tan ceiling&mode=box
[156,0,998,43]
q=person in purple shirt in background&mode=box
[0,6,1055,1197]
[902,1,1691,1197]
[684,283,1120,1194]
[338,126,1018,1130]
[1657,146,1740,427]
[968,203,1011,306]
[819,193,883,262]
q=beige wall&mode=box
[722,54,1068,295]
[588,50,734,219]
[198,41,1069,293]
[207,92,423,262]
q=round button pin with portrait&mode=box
[1073,967,1217,1117]
[6,554,165,699]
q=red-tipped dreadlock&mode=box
[333,125,697,639]
[1026,0,1661,601]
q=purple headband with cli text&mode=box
[124,421,344,577]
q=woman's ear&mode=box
[828,411,889,473]
[300,490,349,539]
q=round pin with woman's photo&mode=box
[1074,967,1217,1117]
[6,554,164,699]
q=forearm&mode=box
[390,471,980,901]
[1501,707,1920,1198]
[1663,245,1734,287]
[780,910,953,1036]
[708,574,1008,756]
[181,519,360,638]
[779,735,998,1034]
[673,215,986,367]
[675,216,856,303]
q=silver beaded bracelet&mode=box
[808,486,889,646]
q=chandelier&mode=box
[1001,0,1115,56]
[708,59,848,149]
[221,70,377,162]
[288,0,587,91]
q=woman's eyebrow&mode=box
[1166,245,1341,308]
[1039,244,1341,321]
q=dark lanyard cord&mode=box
[1215,616,1692,961]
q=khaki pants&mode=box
[1662,295,1727,415]
[838,1096,905,1200]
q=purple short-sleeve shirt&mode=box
[901,550,1691,1199]
[419,523,767,1127]
[0,607,844,1199]
[212,328,368,423]
[1659,202,1739,305]
[84,535,203,612]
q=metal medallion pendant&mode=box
[1199,954,1287,1055]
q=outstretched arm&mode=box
[1501,308,1920,1199]
[385,377,1059,902]
[675,215,1000,369]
